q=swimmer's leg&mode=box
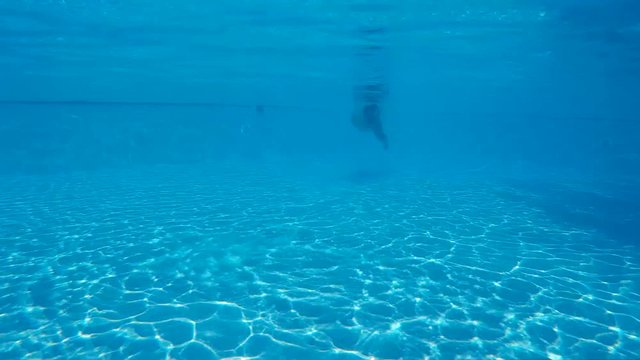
[369,120,389,150]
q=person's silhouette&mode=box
[351,86,389,150]
[362,103,388,149]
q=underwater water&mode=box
[1,1,640,359]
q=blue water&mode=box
[1,1,640,359]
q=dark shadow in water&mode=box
[29,276,59,319]
[496,179,640,245]
[351,20,390,150]
[346,168,391,184]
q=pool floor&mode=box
[0,165,638,359]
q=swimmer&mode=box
[352,102,389,150]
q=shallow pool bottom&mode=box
[0,165,638,359]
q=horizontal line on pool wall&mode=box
[0,100,331,111]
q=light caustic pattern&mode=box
[0,166,639,359]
